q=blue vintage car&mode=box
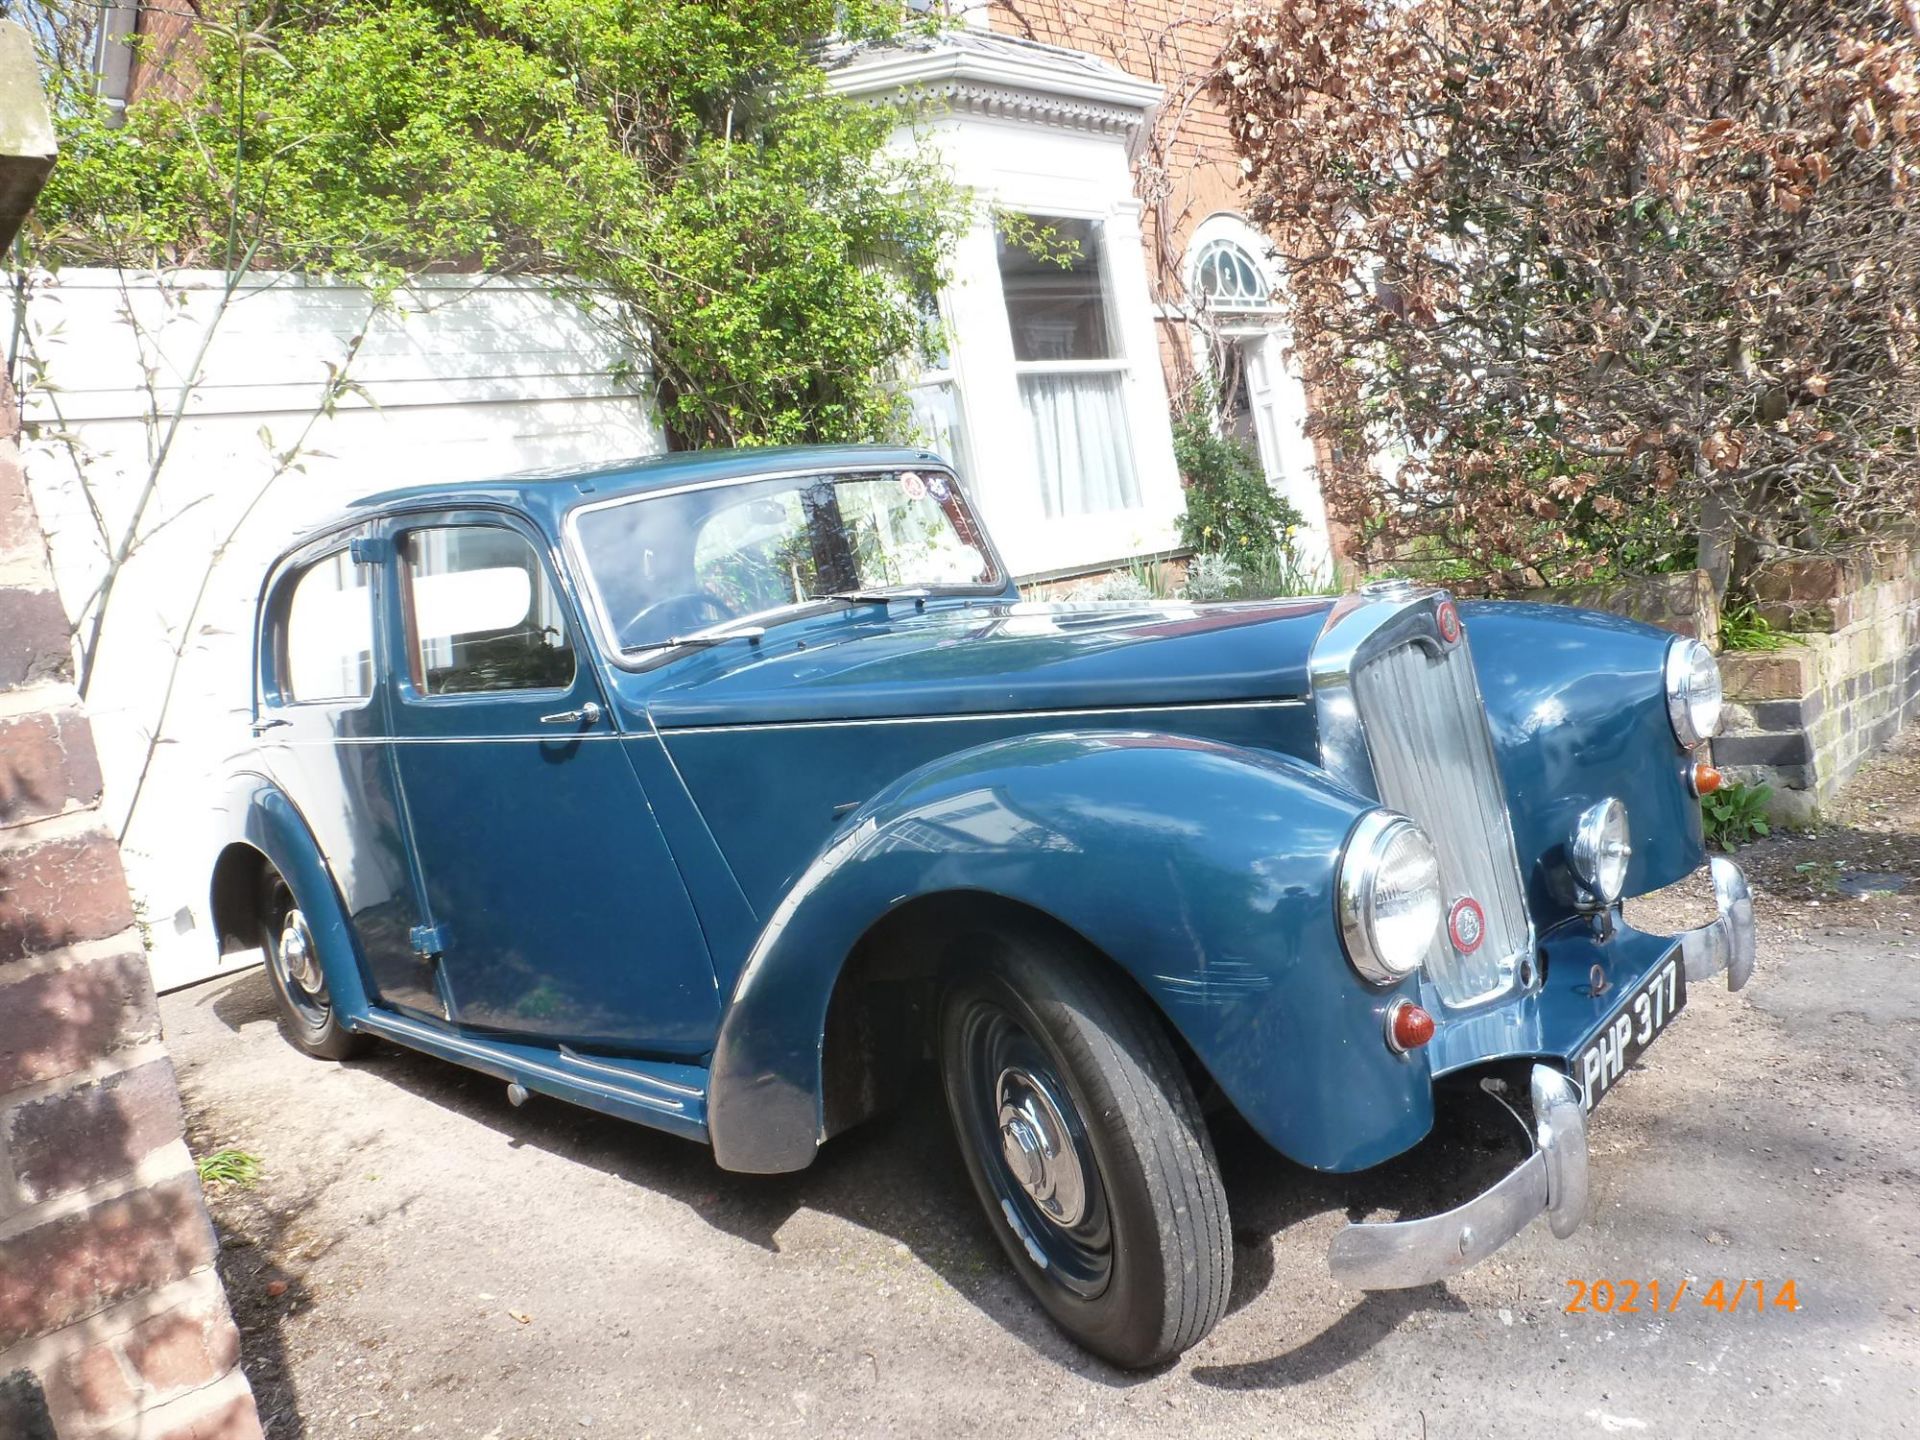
[212,444,1754,1367]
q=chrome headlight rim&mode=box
[1569,797,1632,909]
[1664,636,1724,747]
[1337,810,1443,986]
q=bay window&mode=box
[995,216,1141,519]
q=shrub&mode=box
[1172,394,1303,558]
[1181,552,1243,602]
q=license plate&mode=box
[1576,954,1686,1111]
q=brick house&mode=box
[831,1,1335,581]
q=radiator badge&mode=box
[1448,896,1486,954]
[1436,598,1463,643]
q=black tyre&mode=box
[939,931,1230,1368]
[259,868,367,1061]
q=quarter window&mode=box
[285,550,373,702]
[995,214,1141,518]
[399,526,575,696]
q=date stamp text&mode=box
[1564,1279,1800,1314]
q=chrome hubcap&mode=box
[279,909,323,996]
[996,1067,1088,1227]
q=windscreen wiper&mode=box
[620,626,767,656]
[807,588,931,606]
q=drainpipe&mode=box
[93,0,138,128]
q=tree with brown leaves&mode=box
[1218,0,1920,596]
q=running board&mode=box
[354,1009,710,1145]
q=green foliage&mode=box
[992,211,1085,268]
[195,1148,263,1189]
[1702,781,1772,850]
[28,0,966,449]
[1227,544,1337,599]
[1719,602,1788,652]
[1172,391,1304,558]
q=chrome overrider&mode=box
[1328,858,1758,1290]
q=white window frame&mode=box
[1184,213,1334,581]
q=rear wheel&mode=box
[938,932,1230,1368]
[260,869,366,1061]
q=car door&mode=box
[258,530,438,1014]
[380,511,719,1053]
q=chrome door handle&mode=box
[538,701,603,727]
[249,717,292,734]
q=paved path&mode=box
[162,876,1920,1438]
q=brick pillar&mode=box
[0,384,262,1438]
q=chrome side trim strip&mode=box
[557,1043,705,1098]
[355,1011,695,1118]
[655,696,1310,736]
[276,696,1309,746]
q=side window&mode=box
[399,526,576,696]
[284,550,373,702]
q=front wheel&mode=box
[939,934,1230,1368]
[260,869,367,1061]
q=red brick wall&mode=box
[0,381,260,1439]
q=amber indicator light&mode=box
[1387,1000,1436,1053]
[1692,763,1723,796]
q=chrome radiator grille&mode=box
[1352,634,1531,1008]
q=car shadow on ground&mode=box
[203,968,1529,1392]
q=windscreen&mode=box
[572,469,1000,652]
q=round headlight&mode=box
[1338,811,1443,984]
[1665,637,1723,746]
[1570,798,1632,907]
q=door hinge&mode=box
[409,923,446,958]
[349,536,392,565]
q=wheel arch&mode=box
[210,774,372,1021]
[706,729,1434,1176]
[209,841,273,955]
[817,890,1202,1146]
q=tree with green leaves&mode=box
[27,0,966,449]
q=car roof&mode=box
[286,443,951,555]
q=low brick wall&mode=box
[0,383,261,1438]
[1522,568,1721,646]
[1714,546,1920,822]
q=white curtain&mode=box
[1019,371,1140,518]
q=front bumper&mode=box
[1327,857,1757,1291]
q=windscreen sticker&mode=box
[899,471,928,500]
[926,474,950,501]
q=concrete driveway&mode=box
[159,773,1920,1438]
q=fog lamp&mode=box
[1570,798,1632,908]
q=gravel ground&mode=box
[161,734,1920,1439]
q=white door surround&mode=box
[1182,211,1333,580]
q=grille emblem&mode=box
[1436,599,1463,644]
[1448,896,1486,954]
